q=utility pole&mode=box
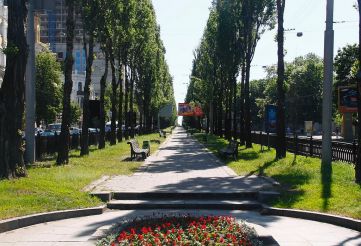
[25,0,36,164]
[322,0,334,165]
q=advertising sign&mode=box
[194,107,204,117]
[339,86,358,113]
[178,103,194,116]
[265,105,277,133]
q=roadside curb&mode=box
[0,206,106,234]
[261,206,361,232]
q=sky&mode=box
[152,0,359,107]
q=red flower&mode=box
[141,227,148,234]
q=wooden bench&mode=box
[127,139,150,160]
[159,130,166,138]
[219,140,239,160]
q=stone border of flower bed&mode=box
[261,206,361,232]
[0,205,106,233]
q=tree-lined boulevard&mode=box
[0,1,360,244]
[183,0,361,184]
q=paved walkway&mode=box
[93,127,273,193]
[0,210,360,245]
[0,127,360,245]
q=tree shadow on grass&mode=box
[269,172,311,208]
[321,163,333,210]
[239,151,259,161]
[246,159,278,177]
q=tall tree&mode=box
[80,0,97,156]
[0,0,28,178]
[242,0,275,148]
[276,0,286,159]
[98,52,108,149]
[356,0,361,183]
[57,0,75,165]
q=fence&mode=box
[251,132,357,164]
[35,132,100,161]
[34,128,148,161]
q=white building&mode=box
[0,0,7,87]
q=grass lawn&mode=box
[194,133,361,220]
[0,133,164,220]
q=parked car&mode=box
[105,121,120,133]
[40,130,55,137]
[47,123,61,134]
[88,128,99,133]
[70,127,81,135]
[35,128,44,136]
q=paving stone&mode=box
[92,128,274,193]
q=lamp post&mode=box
[322,0,334,166]
[25,0,36,164]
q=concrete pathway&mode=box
[0,127,360,245]
[0,210,360,245]
[92,127,273,193]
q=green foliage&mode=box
[95,0,175,130]
[70,102,81,125]
[195,133,361,219]
[334,44,358,87]
[35,51,63,125]
[0,132,164,220]
[2,42,19,56]
[250,53,324,129]
[185,0,276,136]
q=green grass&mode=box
[0,133,164,220]
[195,133,361,220]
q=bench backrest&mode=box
[128,139,140,151]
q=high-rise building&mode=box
[33,0,108,108]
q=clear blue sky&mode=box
[152,0,359,106]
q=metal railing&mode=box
[252,132,357,164]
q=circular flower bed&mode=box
[97,215,262,246]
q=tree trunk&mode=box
[124,66,129,140]
[0,0,28,178]
[239,61,246,145]
[356,0,361,183]
[98,52,108,149]
[245,51,252,148]
[81,34,94,156]
[117,62,124,143]
[276,0,286,159]
[232,74,237,140]
[129,66,135,138]
[57,0,75,165]
[108,42,117,145]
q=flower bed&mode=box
[97,215,262,246]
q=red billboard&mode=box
[194,106,204,117]
[178,104,204,117]
[178,103,194,116]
